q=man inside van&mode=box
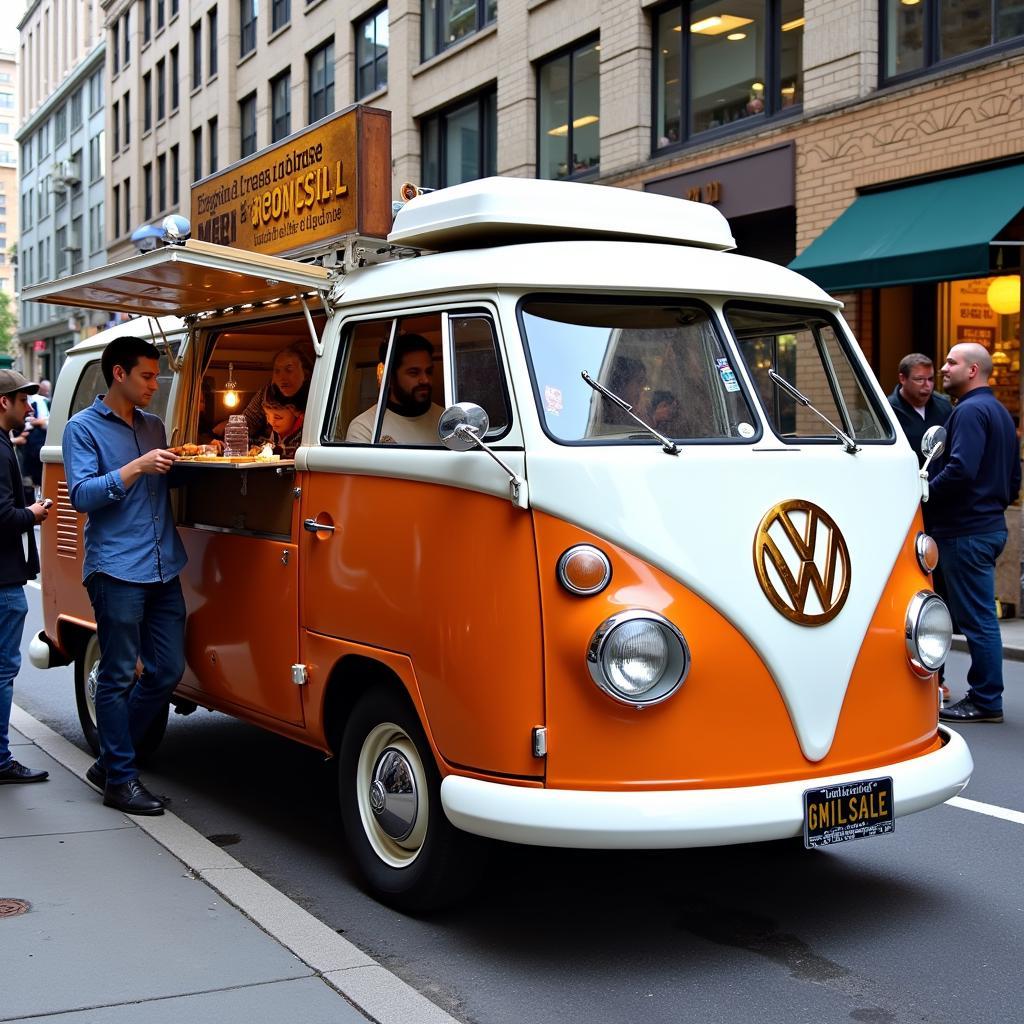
[63,337,186,815]
[0,371,51,785]
[346,334,443,445]
[888,354,952,466]
[928,342,1020,725]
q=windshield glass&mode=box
[726,306,892,443]
[521,299,759,444]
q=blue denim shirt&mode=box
[63,397,187,584]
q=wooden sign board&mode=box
[190,105,392,258]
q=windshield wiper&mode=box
[767,369,860,455]
[581,370,680,456]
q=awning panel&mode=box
[789,163,1024,292]
[20,239,330,316]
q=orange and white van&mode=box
[25,166,971,909]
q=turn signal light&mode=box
[557,545,612,596]
[916,533,939,575]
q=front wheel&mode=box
[73,633,169,762]
[338,689,483,912]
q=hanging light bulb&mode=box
[987,275,1021,316]
[223,362,240,408]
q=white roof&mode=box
[387,177,737,252]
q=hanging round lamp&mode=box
[987,275,1021,316]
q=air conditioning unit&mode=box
[62,160,80,185]
[51,160,81,187]
[61,231,81,252]
[51,178,67,194]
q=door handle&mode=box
[303,517,335,534]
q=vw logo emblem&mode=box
[753,499,851,626]
[369,780,387,815]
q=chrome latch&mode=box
[531,726,547,758]
[291,664,308,686]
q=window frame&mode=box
[270,69,292,143]
[535,35,601,181]
[272,0,291,33]
[308,38,336,124]
[651,0,804,156]
[421,0,497,62]
[355,4,388,100]
[879,0,1024,84]
[239,92,258,157]
[420,86,497,190]
[240,0,257,58]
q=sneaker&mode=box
[939,698,1003,723]
[0,760,49,784]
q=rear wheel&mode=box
[73,633,169,762]
[338,688,483,912]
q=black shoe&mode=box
[103,778,165,816]
[0,760,49,784]
[939,698,1003,723]
[85,761,106,791]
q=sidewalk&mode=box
[951,618,1024,661]
[1,706,459,1024]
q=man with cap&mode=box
[0,370,51,784]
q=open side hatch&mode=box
[21,239,331,317]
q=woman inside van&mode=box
[214,344,313,442]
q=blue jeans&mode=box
[0,585,29,772]
[86,574,186,785]
[936,531,1007,713]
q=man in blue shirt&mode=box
[63,337,186,814]
[928,343,1021,724]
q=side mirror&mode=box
[438,402,490,451]
[921,425,946,460]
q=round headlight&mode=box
[916,533,939,575]
[905,591,953,675]
[587,610,690,707]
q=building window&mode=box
[91,70,104,113]
[122,10,131,67]
[240,92,257,156]
[421,88,496,189]
[157,60,166,121]
[123,91,131,146]
[143,72,152,132]
[208,7,219,78]
[171,47,180,110]
[90,203,104,253]
[71,216,83,273]
[22,136,31,172]
[71,89,82,128]
[113,184,120,236]
[422,0,496,61]
[90,132,105,182]
[171,144,180,204]
[883,0,1024,79]
[55,104,66,144]
[172,0,179,17]
[145,162,153,219]
[193,127,202,182]
[112,20,120,74]
[271,70,291,142]
[124,180,131,231]
[356,7,387,99]
[240,0,257,57]
[143,0,152,44]
[56,226,68,274]
[537,38,599,180]
[308,40,335,124]
[654,1,803,151]
[272,0,291,33]
[113,99,120,150]
[157,0,166,32]
[192,21,202,90]
[37,124,48,160]
[209,117,219,173]
[158,154,167,212]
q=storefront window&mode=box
[884,0,1024,80]
[537,39,600,180]
[655,1,803,151]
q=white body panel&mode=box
[441,729,972,848]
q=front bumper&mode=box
[440,727,972,849]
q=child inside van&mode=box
[253,394,304,458]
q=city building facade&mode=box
[16,0,107,380]
[0,51,18,318]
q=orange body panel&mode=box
[41,467,94,648]
[299,473,544,778]
[535,511,940,791]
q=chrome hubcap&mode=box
[368,748,418,841]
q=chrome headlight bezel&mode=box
[905,590,953,677]
[586,610,690,708]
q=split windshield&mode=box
[521,299,759,444]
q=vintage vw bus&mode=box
[25,171,971,910]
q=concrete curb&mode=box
[11,703,461,1024]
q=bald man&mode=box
[928,343,1020,724]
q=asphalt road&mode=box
[13,586,1024,1024]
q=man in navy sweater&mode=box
[929,343,1020,723]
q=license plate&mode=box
[802,776,894,849]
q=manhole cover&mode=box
[0,899,31,918]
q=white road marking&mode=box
[947,795,1024,826]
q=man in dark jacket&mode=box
[929,344,1021,724]
[0,370,51,783]
[888,353,952,465]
